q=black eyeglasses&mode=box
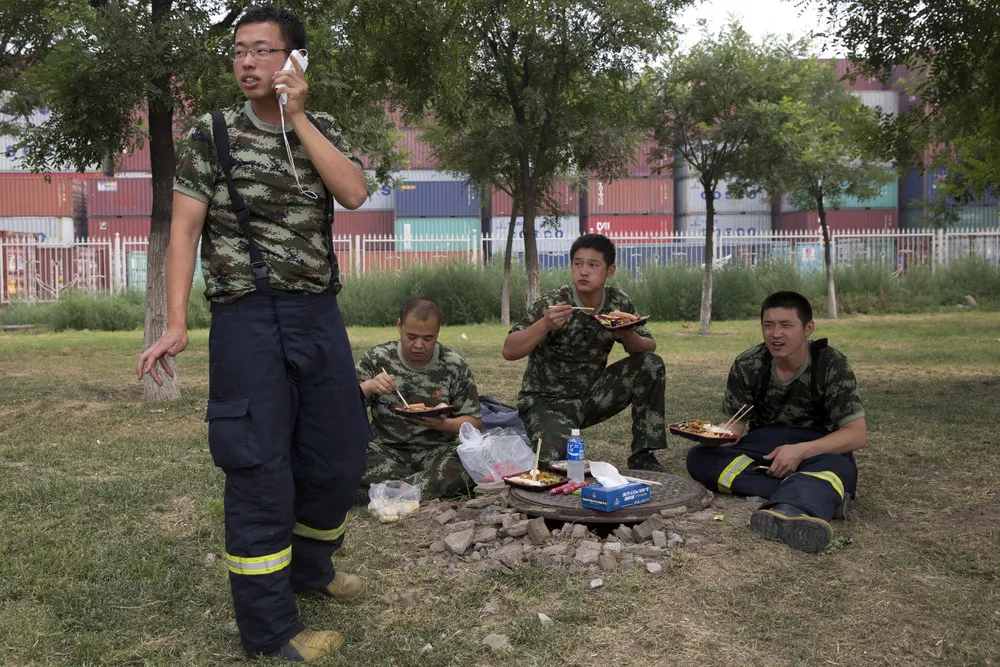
[231,48,290,62]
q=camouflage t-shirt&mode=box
[357,341,482,449]
[723,340,865,432]
[174,101,362,303]
[512,284,652,409]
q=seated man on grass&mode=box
[357,297,482,499]
[501,233,668,472]
[686,291,867,553]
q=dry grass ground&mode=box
[1,312,999,666]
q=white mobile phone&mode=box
[277,49,308,105]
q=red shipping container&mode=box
[332,210,394,237]
[116,140,151,173]
[587,214,674,236]
[399,127,437,169]
[777,210,898,231]
[87,177,153,217]
[492,180,579,216]
[820,58,887,91]
[88,216,151,239]
[0,174,75,217]
[625,140,672,177]
[587,177,673,215]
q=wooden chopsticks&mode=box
[380,366,410,409]
[721,404,753,431]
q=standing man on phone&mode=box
[136,5,370,662]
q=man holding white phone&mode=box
[137,5,370,663]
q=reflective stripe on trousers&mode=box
[226,546,292,576]
[793,470,845,499]
[293,518,347,542]
[717,454,755,494]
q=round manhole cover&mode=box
[507,470,710,524]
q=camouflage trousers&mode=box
[361,442,473,501]
[520,351,667,460]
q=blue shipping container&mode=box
[395,181,483,217]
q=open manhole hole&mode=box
[506,470,711,525]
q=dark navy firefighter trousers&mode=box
[686,426,857,521]
[206,286,370,654]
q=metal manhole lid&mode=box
[507,470,710,524]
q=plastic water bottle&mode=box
[567,428,585,482]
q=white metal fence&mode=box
[3,228,998,305]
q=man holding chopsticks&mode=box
[502,233,668,472]
[686,291,867,553]
[356,297,483,499]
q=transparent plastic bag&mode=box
[367,480,421,523]
[457,422,535,484]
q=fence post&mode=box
[112,233,122,294]
[471,230,479,266]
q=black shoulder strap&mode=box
[809,338,830,424]
[752,338,830,429]
[211,110,269,287]
[752,343,771,429]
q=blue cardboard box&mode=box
[580,482,651,512]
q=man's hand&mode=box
[762,444,808,478]
[136,327,188,386]
[542,303,574,332]
[415,415,454,434]
[272,55,308,118]
[362,373,397,398]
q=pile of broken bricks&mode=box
[408,488,742,578]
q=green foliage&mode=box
[813,0,1000,203]
[0,285,211,331]
[6,261,998,331]
[350,0,685,301]
[764,61,895,215]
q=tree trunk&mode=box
[522,178,540,306]
[698,180,714,335]
[818,196,837,318]
[141,0,179,401]
[500,205,517,326]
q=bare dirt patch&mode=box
[150,495,198,537]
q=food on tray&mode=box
[406,403,426,411]
[593,310,648,329]
[676,420,735,436]
[504,470,568,487]
[668,419,739,443]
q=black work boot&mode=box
[750,503,832,553]
[627,450,667,473]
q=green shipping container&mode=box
[903,206,998,229]
[955,206,999,229]
[394,217,479,252]
[833,181,899,210]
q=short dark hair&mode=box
[399,297,443,327]
[761,291,813,326]
[234,5,307,51]
[570,233,616,267]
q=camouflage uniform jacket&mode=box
[174,101,362,303]
[512,284,653,410]
[357,341,482,449]
[723,340,865,433]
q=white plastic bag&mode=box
[367,480,421,523]
[457,422,535,484]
